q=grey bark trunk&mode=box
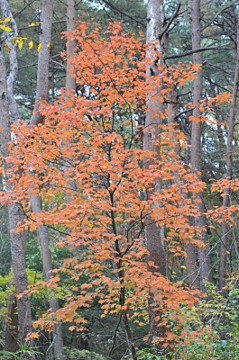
[0,0,19,121]
[31,0,54,125]
[191,0,212,290]
[0,48,33,353]
[219,9,239,293]
[1,1,33,352]
[65,0,76,100]
[30,196,64,360]
[64,0,77,202]
[144,0,167,342]
[29,1,65,358]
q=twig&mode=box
[164,45,232,60]
[202,5,234,32]
[159,2,181,40]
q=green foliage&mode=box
[0,343,42,359]
[64,347,106,360]
[173,281,239,359]
[136,348,168,359]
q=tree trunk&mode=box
[144,0,167,342]
[167,81,200,288]
[219,8,239,293]
[4,292,19,354]
[191,0,212,290]
[1,1,33,352]
[31,0,54,125]
[65,0,76,100]
[29,1,65,358]
[0,48,33,354]
[30,197,65,360]
[64,0,77,203]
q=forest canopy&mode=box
[0,1,239,360]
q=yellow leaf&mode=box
[47,43,51,50]
[17,38,23,51]
[2,17,12,23]
[28,21,42,27]
[37,42,42,53]
[0,24,12,31]
[28,40,33,50]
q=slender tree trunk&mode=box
[144,0,167,342]
[31,0,54,126]
[30,197,65,360]
[64,0,77,203]
[219,8,239,293]
[29,1,65,358]
[191,0,212,290]
[0,2,33,353]
[168,82,200,288]
[0,49,33,355]
[65,0,76,100]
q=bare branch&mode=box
[202,5,234,32]
[159,2,181,40]
[164,44,232,60]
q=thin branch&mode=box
[164,45,232,60]
[98,0,146,29]
[108,311,122,359]
[159,2,181,40]
[175,107,195,119]
[18,19,66,32]
[202,5,234,32]
[13,0,38,18]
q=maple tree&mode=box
[1,19,230,357]
[1,0,239,357]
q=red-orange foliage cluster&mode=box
[2,20,231,348]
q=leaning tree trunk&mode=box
[30,0,65,359]
[0,1,33,354]
[219,7,239,294]
[191,0,213,291]
[0,48,33,355]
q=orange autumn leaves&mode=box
[1,20,234,348]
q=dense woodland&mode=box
[0,0,239,359]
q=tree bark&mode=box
[168,81,200,288]
[144,0,167,342]
[30,197,65,360]
[64,0,77,203]
[0,48,33,354]
[219,8,239,293]
[0,1,32,352]
[0,0,19,121]
[29,1,65,358]
[4,292,19,354]
[191,0,213,291]
[31,0,54,125]
[65,0,76,100]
